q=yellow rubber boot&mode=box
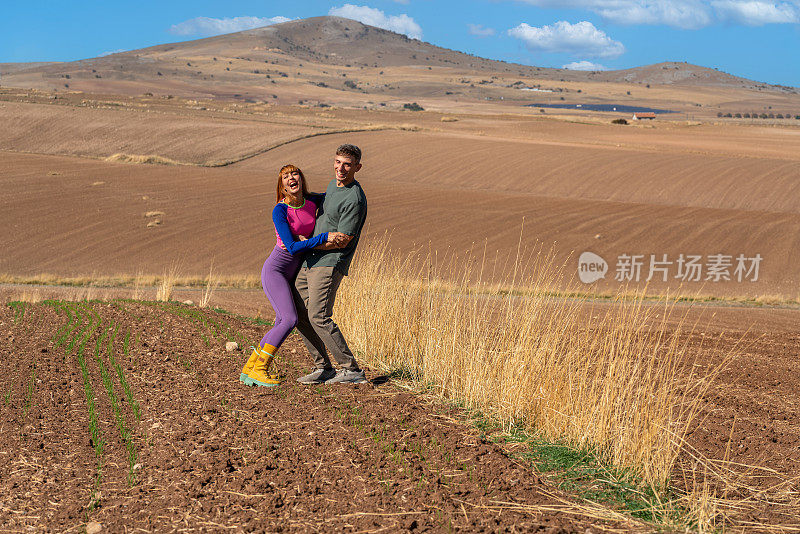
[239,346,262,384]
[247,345,282,387]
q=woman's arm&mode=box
[307,192,325,217]
[307,192,325,205]
[272,204,329,255]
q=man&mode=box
[294,144,368,385]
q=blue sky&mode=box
[2,0,799,87]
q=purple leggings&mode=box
[260,246,302,350]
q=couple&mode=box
[240,144,368,387]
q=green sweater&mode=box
[304,179,367,275]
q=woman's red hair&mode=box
[276,164,309,203]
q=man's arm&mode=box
[311,196,362,250]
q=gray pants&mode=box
[292,265,359,371]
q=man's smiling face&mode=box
[334,154,361,184]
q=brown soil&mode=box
[0,101,324,165]
[0,301,636,532]
[2,126,800,298]
[3,91,800,303]
[673,323,800,523]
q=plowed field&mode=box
[1,300,633,532]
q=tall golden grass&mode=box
[11,289,42,303]
[199,262,219,308]
[335,236,716,489]
[155,264,179,302]
[132,271,145,300]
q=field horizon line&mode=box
[2,272,798,309]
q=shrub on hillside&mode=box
[612,118,628,125]
[403,102,424,111]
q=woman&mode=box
[241,164,345,387]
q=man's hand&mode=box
[314,232,353,250]
[328,232,352,247]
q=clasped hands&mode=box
[296,231,349,247]
[326,231,349,247]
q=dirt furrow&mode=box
[1,301,631,532]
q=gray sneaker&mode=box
[297,368,336,384]
[324,368,367,385]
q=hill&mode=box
[584,61,776,88]
[1,16,796,111]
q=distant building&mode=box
[632,112,656,120]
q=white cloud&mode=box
[516,0,713,28]
[600,1,713,27]
[514,0,800,28]
[711,0,800,24]
[508,21,625,57]
[468,23,497,36]
[328,4,423,39]
[169,16,292,37]
[563,60,608,70]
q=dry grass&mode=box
[104,153,185,166]
[199,263,220,308]
[0,272,260,289]
[132,271,145,300]
[13,289,42,303]
[668,436,800,531]
[334,235,741,529]
[337,236,712,484]
[754,294,787,306]
[155,264,180,302]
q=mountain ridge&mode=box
[1,15,795,108]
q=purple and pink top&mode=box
[271,194,329,255]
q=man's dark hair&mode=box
[336,144,362,163]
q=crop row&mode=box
[8,301,27,324]
[111,331,141,420]
[6,302,37,424]
[131,300,251,348]
[46,300,144,507]
[93,321,139,483]
[74,310,104,509]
